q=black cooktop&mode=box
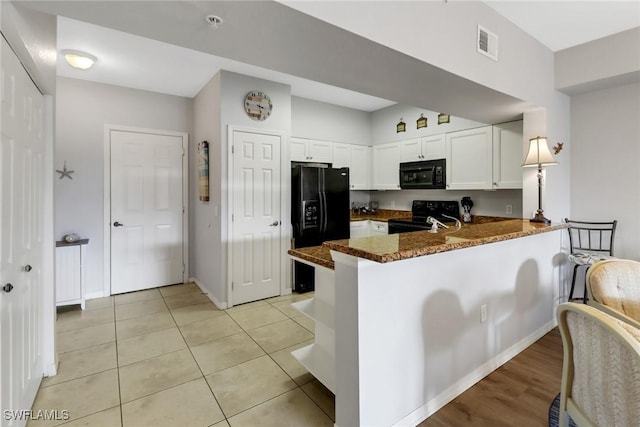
[388,200,460,234]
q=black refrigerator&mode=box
[291,165,350,292]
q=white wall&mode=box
[192,70,292,306]
[556,28,640,95]
[291,96,371,145]
[570,82,640,260]
[55,77,193,297]
[370,105,489,145]
[373,189,523,218]
[192,73,223,305]
[283,0,572,224]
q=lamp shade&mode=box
[522,136,558,167]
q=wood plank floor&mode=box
[420,328,563,427]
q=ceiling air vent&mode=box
[477,25,498,61]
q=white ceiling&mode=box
[57,16,397,111]
[50,1,639,113]
[485,1,640,52]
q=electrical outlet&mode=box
[506,204,513,215]
[481,304,487,323]
[391,201,395,208]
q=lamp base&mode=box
[530,210,551,224]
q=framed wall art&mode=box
[198,141,210,202]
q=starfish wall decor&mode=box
[56,161,74,180]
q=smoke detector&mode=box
[205,15,224,29]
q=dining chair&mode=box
[564,219,617,303]
[586,259,640,329]
[557,303,640,427]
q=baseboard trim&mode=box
[43,361,58,377]
[84,290,107,300]
[393,320,556,426]
[189,277,227,310]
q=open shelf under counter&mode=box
[291,343,335,393]
[291,297,335,330]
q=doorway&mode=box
[104,126,188,295]
[228,128,287,306]
[0,35,46,420]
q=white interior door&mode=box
[1,37,45,424]
[232,131,282,305]
[110,130,184,294]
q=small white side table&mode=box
[55,239,88,310]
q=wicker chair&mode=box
[557,303,640,427]
[586,259,640,329]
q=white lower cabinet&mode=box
[370,221,388,236]
[350,220,369,238]
[291,263,335,393]
[55,239,88,309]
[350,220,388,238]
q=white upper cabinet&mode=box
[421,134,446,160]
[400,135,446,162]
[290,138,308,162]
[290,137,332,163]
[399,138,421,162]
[350,145,371,190]
[372,142,401,190]
[446,126,493,190]
[332,143,351,168]
[332,142,371,190]
[492,121,523,189]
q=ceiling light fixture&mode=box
[205,15,224,29]
[61,49,97,70]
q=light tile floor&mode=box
[29,284,334,427]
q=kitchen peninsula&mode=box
[289,219,566,426]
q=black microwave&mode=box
[399,159,446,189]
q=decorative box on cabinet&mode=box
[55,239,88,309]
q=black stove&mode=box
[388,200,460,234]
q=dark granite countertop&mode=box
[288,246,335,270]
[324,219,567,263]
[350,209,411,222]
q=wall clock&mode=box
[244,90,272,121]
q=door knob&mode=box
[23,265,32,272]
[269,221,280,227]
[3,283,13,293]
[113,221,124,227]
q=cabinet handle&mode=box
[493,182,498,186]
[3,283,13,293]
[113,221,124,227]
[23,265,32,272]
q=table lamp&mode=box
[522,136,558,224]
